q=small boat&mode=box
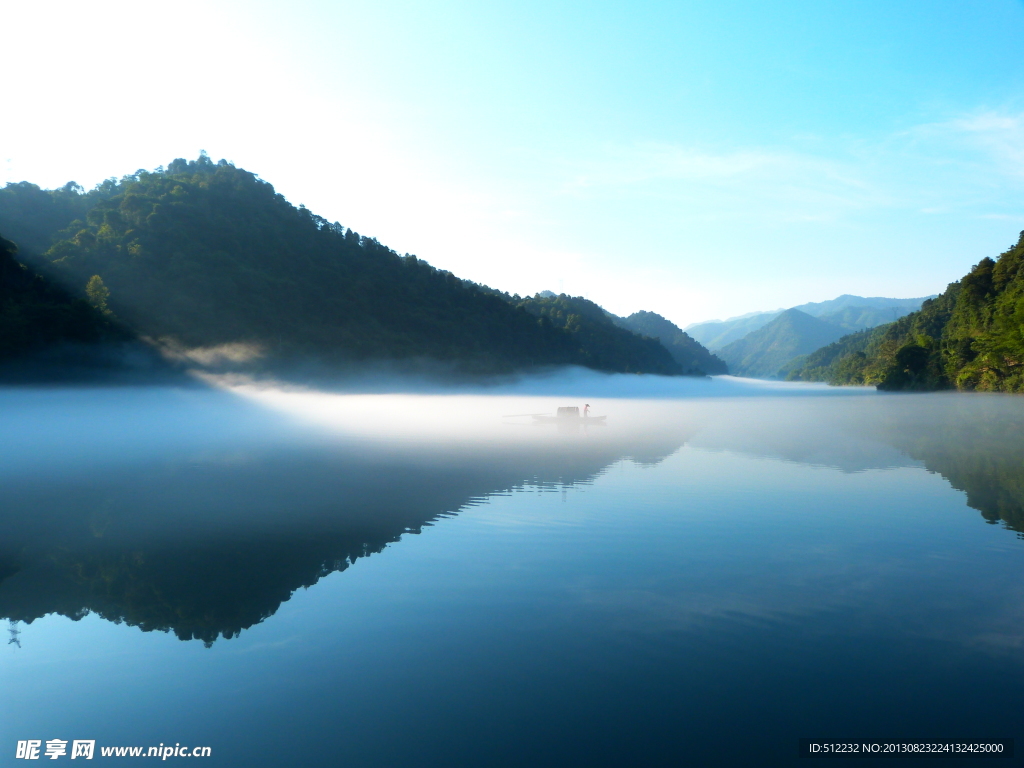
[532,407,606,424]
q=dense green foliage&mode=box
[610,310,727,374]
[0,156,688,375]
[784,326,879,384]
[0,232,121,361]
[516,295,682,375]
[771,306,923,382]
[719,308,852,378]
[790,232,1024,391]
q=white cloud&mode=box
[546,109,1024,230]
[558,143,886,222]
[943,111,1024,177]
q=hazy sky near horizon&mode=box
[4,0,1024,326]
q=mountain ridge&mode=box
[608,310,728,375]
[0,156,720,379]
[686,294,933,351]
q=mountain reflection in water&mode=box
[689,393,1024,535]
[0,388,691,645]
[1,386,1023,648]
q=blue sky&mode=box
[3,0,1024,326]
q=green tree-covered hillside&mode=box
[789,231,1024,392]
[610,310,727,374]
[719,308,850,378]
[517,295,681,375]
[0,156,683,375]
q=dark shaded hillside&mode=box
[0,232,185,382]
[517,295,681,375]
[719,309,849,378]
[610,310,727,374]
[789,231,1024,392]
[0,232,121,362]
[0,156,678,376]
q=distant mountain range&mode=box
[717,309,845,379]
[686,294,933,352]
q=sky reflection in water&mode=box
[1,374,1022,767]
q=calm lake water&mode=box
[2,374,1023,766]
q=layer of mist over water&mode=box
[2,372,1023,766]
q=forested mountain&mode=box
[609,310,727,374]
[788,232,1024,392]
[774,305,938,381]
[719,308,851,378]
[784,327,879,384]
[516,295,681,375]
[0,156,688,377]
[686,295,929,351]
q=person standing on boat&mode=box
[584,404,591,418]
